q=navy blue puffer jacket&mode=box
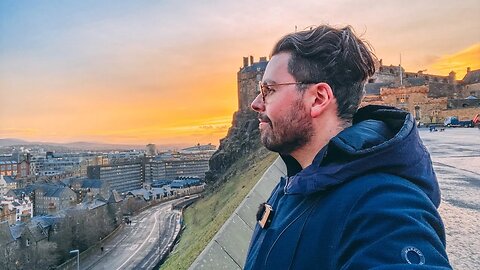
[245,105,451,269]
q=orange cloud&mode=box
[428,43,480,79]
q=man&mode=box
[245,25,451,269]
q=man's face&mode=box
[251,52,313,154]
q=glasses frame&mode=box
[258,81,316,102]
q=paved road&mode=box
[81,199,182,270]
[420,128,480,270]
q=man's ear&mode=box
[308,83,334,118]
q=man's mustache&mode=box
[258,114,271,124]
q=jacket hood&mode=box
[282,105,441,207]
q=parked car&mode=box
[444,116,474,127]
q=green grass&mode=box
[160,149,277,270]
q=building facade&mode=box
[34,186,77,216]
[0,195,33,224]
[362,65,480,124]
[237,56,268,112]
[87,163,143,194]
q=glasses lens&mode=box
[258,82,265,99]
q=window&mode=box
[26,239,30,246]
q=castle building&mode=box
[237,56,268,112]
[362,64,480,124]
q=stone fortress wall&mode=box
[363,60,480,124]
[237,56,268,112]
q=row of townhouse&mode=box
[0,195,33,224]
[0,160,30,178]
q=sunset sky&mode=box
[1,0,479,147]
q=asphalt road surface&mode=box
[81,199,182,270]
[420,128,480,269]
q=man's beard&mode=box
[259,99,313,154]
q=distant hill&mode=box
[0,138,31,147]
[0,138,189,151]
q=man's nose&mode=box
[251,94,265,112]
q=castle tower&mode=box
[448,71,456,84]
[237,56,268,112]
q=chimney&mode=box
[467,67,471,74]
[249,55,254,66]
[243,57,249,68]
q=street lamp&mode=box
[70,249,79,270]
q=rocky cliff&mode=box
[205,110,265,185]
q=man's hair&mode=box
[271,25,376,120]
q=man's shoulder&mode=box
[321,172,435,210]
[335,172,424,195]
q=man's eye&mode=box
[265,86,275,95]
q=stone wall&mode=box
[461,83,480,98]
[237,58,267,112]
[448,99,480,109]
[378,86,448,123]
[428,82,457,98]
[438,108,480,122]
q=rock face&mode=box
[205,56,269,184]
[205,110,262,184]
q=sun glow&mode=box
[429,43,480,79]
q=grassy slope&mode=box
[160,149,277,270]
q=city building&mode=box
[0,195,33,224]
[0,175,17,197]
[169,177,203,189]
[0,161,18,177]
[87,163,143,194]
[146,144,157,156]
[180,143,216,153]
[34,185,77,216]
[28,152,108,177]
[145,145,214,182]
[66,178,110,203]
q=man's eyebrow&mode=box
[262,79,277,85]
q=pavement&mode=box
[420,128,480,269]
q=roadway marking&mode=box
[139,211,163,269]
[116,214,159,270]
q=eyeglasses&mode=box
[258,81,315,102]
